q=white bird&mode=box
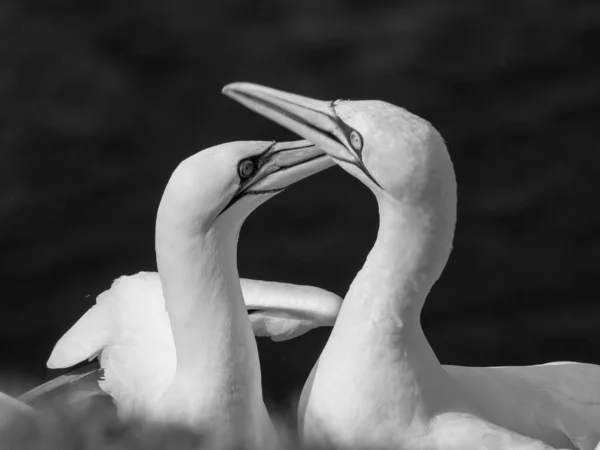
[29,139,334,447]
[222,82,600,450]
[35,274,340,415]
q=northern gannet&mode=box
[30,139,334,447]
[222,82,600,450]
[33,275,340,413]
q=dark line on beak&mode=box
[258,141,277,157]
[328,104,384,190]
[232,90,383,190]
[242,188,284,198]
[230,91,357,166]
[217,153,329,217]
[354,160,383,190]
[260,152,327,173]
[268,143,316,158]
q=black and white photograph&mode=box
[1,1,599,449]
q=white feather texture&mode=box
[47,271,341,418]
[222,83,600,450]
[49,272,174,417]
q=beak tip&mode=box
[222,82,256,97]
[221,83,235,96]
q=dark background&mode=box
[1,0,599,410]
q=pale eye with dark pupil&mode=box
[238,160,255,179]
[349,130,363,151]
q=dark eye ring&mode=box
[349,130,363,151]
[238,159,256,179]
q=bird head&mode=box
[221,83,453,207]
[159,139,333,236]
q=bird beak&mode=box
[244,140,334,195]
[222,82,359,165]
[226,140,333,213]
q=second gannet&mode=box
[36,275,341,415]
[35,139,333,447]
[222,82,600,450]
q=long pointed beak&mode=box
[222,83,358,164]
[244,140,334,194]
[225,140,333,214]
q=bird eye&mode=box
[349,130,363,151]
[238,159,256,179]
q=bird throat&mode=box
[303,192,458,445]
[154,218,263,433]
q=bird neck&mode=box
[153,204,264,431]
[314,188,457,430]
[157,224,250,363]
[334,192,453,372]
[356,191,454,327]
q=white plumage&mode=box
[47,271,341,418]
[49,272,175,417]
[223,82,600,450]
[32,139,334,447]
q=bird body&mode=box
[45,271,341,418]
[222,83,600,450]
[448,363,600,449]
[35,139,333,446]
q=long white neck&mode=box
[309,158,459,436]
[153,194,265,441]
[351,188,455,330]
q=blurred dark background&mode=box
[1,0,599,410]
